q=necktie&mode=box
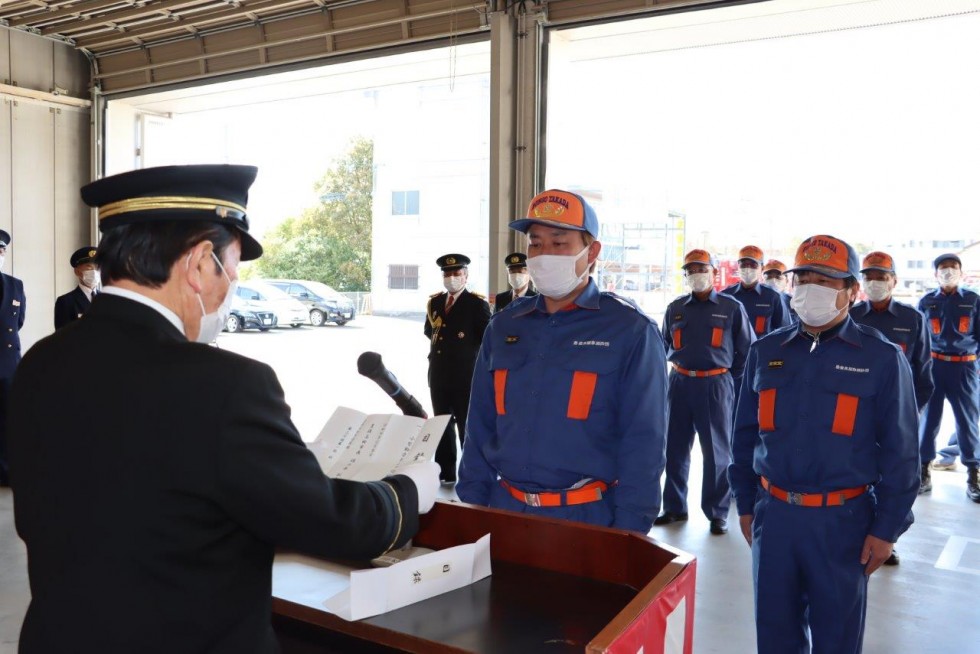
[445,294,454,314]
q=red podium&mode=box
[272,501,696,653]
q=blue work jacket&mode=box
[730,317,919,543]
[918,287,980,357]
[722,282,792,337]
[661,290,755,379]
[457,279,668,532]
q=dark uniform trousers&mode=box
[425,289,491,480]
[8,294,419,653]
[0,272,26,486]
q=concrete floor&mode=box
[2,465,978,653]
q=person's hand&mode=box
[398,461,440,514]
[860,535,893,575]
[739,514,753,547]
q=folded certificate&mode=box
[308,407,450,480]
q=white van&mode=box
[236,281,310,328]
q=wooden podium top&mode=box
[272,501,695,653]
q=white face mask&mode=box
[0,255,5,270]
[764,277,785,292]
[527,245,590,299]
[686,272,713,294]
[81,269,99,289]
[508,272,529,290]
[193,252,235,344]
[863,279,891,303]
[443,275,466,294]
[938,268,961,287]
[791,283,846,327]
[739,267,760,285]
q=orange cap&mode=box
[762,259,786,274]
[683,249,716,269]
[510,190,599,238]
[788,235,860,280]
[860,251,895,274]
[737,245,764,264]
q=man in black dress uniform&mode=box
[8,165,438,653]
[425,253,492,482]
[0,229,26,487]
[54,246,100,329]
[493,251,537,313]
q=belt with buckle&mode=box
[500,479,610,507]
[672,364,729,378]
[931,352,977,363]
[761,476,867,507]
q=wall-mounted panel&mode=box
[9,30,53,92]
[54,43,91,98]
[0,99,10,233]
[54,108,93,297]
[0,29,10,83]
[11,102,56,351]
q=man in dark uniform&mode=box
[731,234,918,654]
[0,229,26,487]
[8,165,438,653]
[917,253,980,502]
[850,250,934,565]
[424,254,492,483]
[54,246,100,329]
[493,251,536,313]
[723,245,792,338]
[656,249,755,535]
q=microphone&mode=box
[357,351,428,419]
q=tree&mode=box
[250,137,373,291]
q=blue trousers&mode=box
[662,372,734,520]
[752,492,872,654]
[919,359,979,467]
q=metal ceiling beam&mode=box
[5,0,136,28]
[35,0,217,34]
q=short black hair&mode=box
[96,221,238,288]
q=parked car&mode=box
[236,281,310,328]
[225,296,277,333]
[264,279,356,326]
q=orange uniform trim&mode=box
[761,476,867,507]
[898,343,907,353]
[672,328,682,350]
[930,317,941,334]
[831,393,859,436]
[494,370,508,415]
[672,364,729,378]
[959,316,971,333]
[567,371,598,420]
[754,315,767,335]
[931,352,977,363]
[501,479,609,507]
[758,388,776,431]
[711,326,723,347]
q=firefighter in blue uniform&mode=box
[54,246,99,329]
[424,253,492,483]
[493,252,537,313]
[917,253,980,502]
[655,249,754,535]
[724,245,792,337]
[731,234,919,654]
[0,229,26,487]
[850,250,933,566]
[762,259,794,318]
[458,189,668,532]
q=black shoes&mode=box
[653,511,688,526]
[918,463,932,494]
[709,518,728,535]
[884,549,900,566]
[967,467,980,503]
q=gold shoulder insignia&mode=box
[429,291,443,298]
[470,291,486,298]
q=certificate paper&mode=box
[307,407,450,480]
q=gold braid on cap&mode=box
[98,196,246,220]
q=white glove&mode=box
[397,461,440,514]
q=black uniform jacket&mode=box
[9,293,419,654]
[54,286,91,329]
[0,272,26,380]
[494,286,537,313]
[424,289,491,388]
